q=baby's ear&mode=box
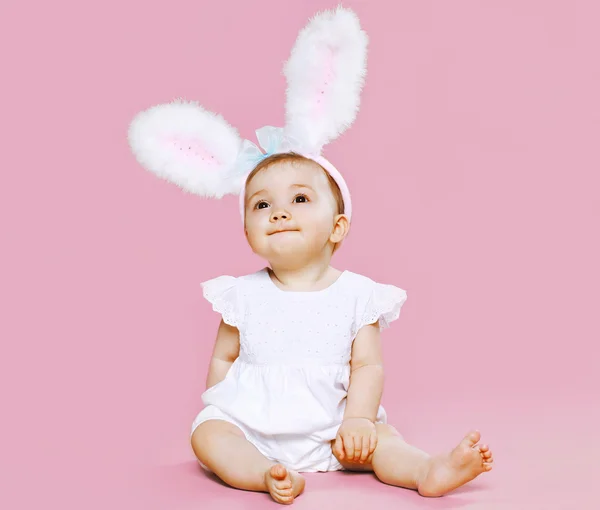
[283,6,368,155]
[331,213,350,244]
[127,99,245,198]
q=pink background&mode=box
[2,0,599,509]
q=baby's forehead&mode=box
[246,160,328,192]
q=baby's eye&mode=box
[255,201,270,210]
[293,194,309,203]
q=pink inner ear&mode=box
[163,136,220,167]
[314,46,336,120]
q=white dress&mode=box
[191,267,408,472]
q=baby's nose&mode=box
[270,210,290,222]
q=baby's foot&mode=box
[264,464,305,505]
[418,430,493,497]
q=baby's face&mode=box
[244,160,341,265]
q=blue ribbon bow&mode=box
[233,126,300,176]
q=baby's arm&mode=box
[206,319,240,389]
[334,321,383,463]
[344,321,384,421]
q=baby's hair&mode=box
[244,152,345,216]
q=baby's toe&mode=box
[270,464,287,480]
[463,430,481,448]
[483,463,493,471]
[276,480,292,490]
[274,489,293,504]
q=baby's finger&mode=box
[343,435,355,461]
[353,435,363,462]
[369,432,378,456]
[360,435,370,462]
[334,435,345,459]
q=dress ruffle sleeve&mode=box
[358,282,408,331]
[200,275,240,327]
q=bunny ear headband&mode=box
[128,6,368,223]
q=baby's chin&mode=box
[266,233,305,252]
[258,234,315,259]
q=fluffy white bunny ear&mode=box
[127,99,245,198]
[283,6,368,155]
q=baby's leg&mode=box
[191,419,305,504]
[334,424,493,497]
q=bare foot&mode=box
[417,431,493,497]
[264,464,306,505]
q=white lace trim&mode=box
[201,275,239,327]
[359,283,407,331]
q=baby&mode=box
[127,6,494,506]
[189,152,493,504]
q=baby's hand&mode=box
[334,417,377,464]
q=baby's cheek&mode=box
[245,216,265,235]
[245,225,265,250]
[315,220,337,239]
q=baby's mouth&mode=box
[269,229,300,235]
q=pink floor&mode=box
[124,395,597,510]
